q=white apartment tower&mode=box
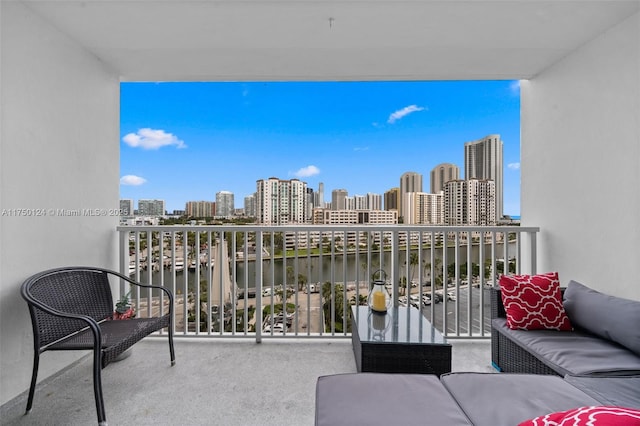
[444,179,496,225]
[138,199,165,217]
[404,192,444,225]
[367,193,382,210]
[256,178,307,224]
[431,163,460,194]
[215,191,235,218]
[354,195,367,210]
[399,171,423,221]
[464,134,503,219]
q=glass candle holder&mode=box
[368,270,391,314]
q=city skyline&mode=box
[120,81,521,215]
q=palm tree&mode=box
[398,276,408,296]
[350,294,368,306]
[408,251,419,284]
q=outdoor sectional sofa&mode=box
[491,279,640,377]
[315,277,640,425]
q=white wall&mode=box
[0,2,120,405]
[521,12,640,301]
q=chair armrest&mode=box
[106,270,174,316]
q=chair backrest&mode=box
[21,267,115,348]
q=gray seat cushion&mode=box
[440,372,600,426]
[493,318,640,376]
[564,375,640,409]
[315,373,472,426]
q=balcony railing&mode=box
[117,225,538,339]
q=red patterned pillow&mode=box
[499,272,572,331]
[518,406,640,425]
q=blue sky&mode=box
[120,80,521,215]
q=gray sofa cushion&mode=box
[441,372,600,426]
[564,375,640,409]
[315,373,472,426]
[564,280,640,356]
[493,318,640,376]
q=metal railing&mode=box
[117,225,538,339]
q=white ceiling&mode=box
[22,0,640,82]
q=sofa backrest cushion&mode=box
[499,272,572,331]
[564,280,640,356]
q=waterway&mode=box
[133,241,516,293]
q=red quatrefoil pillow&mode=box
[499,272,572,331]
[518,405,640,426]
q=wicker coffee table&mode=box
[351,305,452,376]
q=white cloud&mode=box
[122,128,186,150]
[508,162,520,170]
[293,165,320,178]
[120,175,147,186]
[387,105,425,124]
[354,147,369,152]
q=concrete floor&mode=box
[0,337,493,426]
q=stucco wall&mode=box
[521,12,640,300]
[0,2,120,405]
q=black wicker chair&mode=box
[21,266,175,426]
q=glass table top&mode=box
[352,305,448,345]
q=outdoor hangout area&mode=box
[2,1,639,425]
[4,266,639,425]
[315,273,640,425]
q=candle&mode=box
[372,290,386,312]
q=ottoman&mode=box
[315,373,472,426]
[440,372,601,426]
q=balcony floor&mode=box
[1,337,493,425]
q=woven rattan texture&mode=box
[29,270,113,347]
[490,287,563,376]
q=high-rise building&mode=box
[215,191,234,217]
[244,194,256,218]
[464,134,503,219]
[185,201,215,218]
[444,179,496,225]
[399,172,422,221]
[256,178,307,224]
[306,187,315,220]
[315,182,325,209]
[404,192,444,225]
[138,199,165,217]
[384,187,400,212]
[119,199,134,217]
[353,195,367,210]
[467,179,496,226]
[367,193,382,211]
[331,189,348,210]
[444,180,466,225]
[430,163,460,194]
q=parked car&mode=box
[447,291,456,301]
[409,295,421,309]
[264,323,285,333]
